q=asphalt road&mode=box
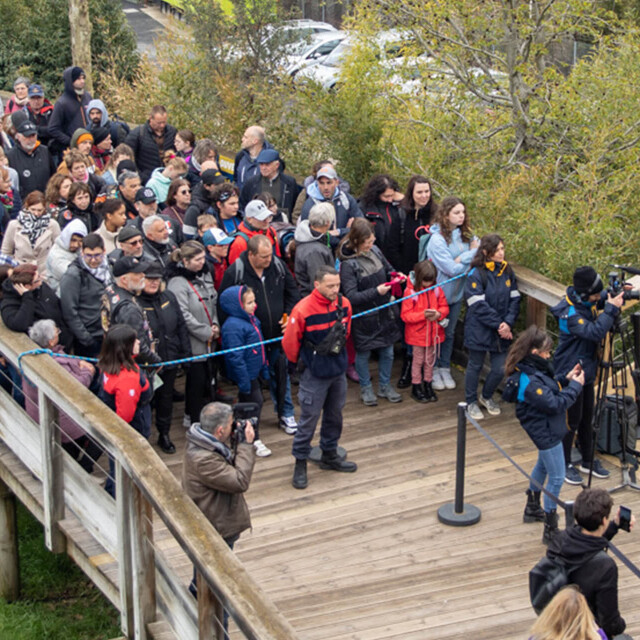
[121,0,166,58]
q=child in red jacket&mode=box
[401,260,449,403]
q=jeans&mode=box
[530,442,565,512]
[266,346,294,418]
[563,382,595,465]
[464,349,507,404]
[436,299,463,370]
[355,344,394,389]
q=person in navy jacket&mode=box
[463,234,521,420]
[503,326,584,544]
[550,266,624,485]
[220,285,271,458]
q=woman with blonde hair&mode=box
[529,585,606,640]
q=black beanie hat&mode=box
[116,159,137,178]
[71,67,85,82]
[92,126,110,145]
[573,266,603,296]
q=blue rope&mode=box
[17,272,466,372]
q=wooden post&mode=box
[526,296,547,330]
[38,390,66,553]
[197,570,225,640]
[116,462,135,638]
[0,478,19,601]
[130,485,156,639]
[68,0,93,94]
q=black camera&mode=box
[607,269,640,302]
[231,402,259,445]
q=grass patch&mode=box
[0,503,120,640]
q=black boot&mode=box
[523,489,545,523]
[158,434,176,454]
[292,459,308,489]
[422,381,438,402]
[411,383,428,403]
[319,450,357,473]
[542,509,559,545]
[397,356,412,389]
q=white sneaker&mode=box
[478,395,501,416]
[432,368,445,391]
[182,414,191,428]
[279,415,298,435]
[440,369,456,390]
[467,402,484,421]
[254,439,272,457]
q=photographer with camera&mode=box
[551,266,624,484]
[547,488,635,639]
[182,402,255,600]
[283,265,358,490]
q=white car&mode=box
[295,37,353,89]
[285,31,348,76]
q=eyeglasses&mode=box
[125,239,143,246]
[83,252,104,261]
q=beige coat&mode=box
[1,218,61,276]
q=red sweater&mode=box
[228,222,282,265]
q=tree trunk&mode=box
[68,0,93,94]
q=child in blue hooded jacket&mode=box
[220,285,271,457]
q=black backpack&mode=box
[529,550,606,614]
[596,394,639,459]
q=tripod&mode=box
[588,312,640,493]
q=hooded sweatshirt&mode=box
[293,220,334,296]
[49,66,93,149]
[46,218,88,294]
[220,285,268,394]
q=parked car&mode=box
[285,31,348,76]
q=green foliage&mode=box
[0,503,119,640]
[0,0,138,97]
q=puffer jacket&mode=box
[124,120,177,184]
[338,243,401,352]
[48,66,93,149]
[220,286,269,394]
[550,286,619,383]
[426,223,477,304]
[502,356,582,450]
[293,220,334,296]
[182,425,255,540]
[401,276,449,347]
[464,262,521,352]
[166,262,218,355]
[359,199,400,262]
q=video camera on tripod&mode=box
[607,265,640,301]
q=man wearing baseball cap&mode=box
[299,163,362,245]
[131,187,183,247]
[24,84,54,151]
[202,228,233,290]
[102,256,161,366]
[227,199,281,265]
[6,119,56,197]
[239,148,300,220]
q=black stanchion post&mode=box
[564,500,575,530]
[438,402,482,526]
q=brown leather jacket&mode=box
[182,427,255,540]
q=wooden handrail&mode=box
[0,321,298,640]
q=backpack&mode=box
[109,113,130,146]
[596,394,639,458]
[529,550,606,614]
[231,254,286,286]
[416,225,432,262]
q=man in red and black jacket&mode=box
[283,265,358,490]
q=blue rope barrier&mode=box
[17,272,467,373]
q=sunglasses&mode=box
[125,239,143,246]
[179,189,191,194]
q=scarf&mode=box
[521,354,555,379]
[485,260,508,276]
[189,424,234,463]
[17,208,52,246]
[80,254,112,284]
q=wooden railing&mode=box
[0,323,298,640]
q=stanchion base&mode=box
[309,445,346,464]
[437,503,481,527]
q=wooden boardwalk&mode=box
[148,365,640,640]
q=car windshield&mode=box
[323,41,350,68]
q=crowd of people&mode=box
[2,65,637,635]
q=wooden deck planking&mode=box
[148,367,640,640]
